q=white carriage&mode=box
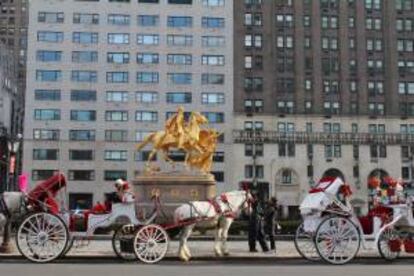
[1,173,169,263]
[295,176,414,264]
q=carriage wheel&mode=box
[294,222,320,261]
[112,225,137,261]
[16,212,68,263]
[133,224,169,264]
[377,228,401,261]
[315,216,360,265]
[60,236,74,257]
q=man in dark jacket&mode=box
[264,197,278,252]
[248,196,269,252]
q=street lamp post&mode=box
[0,133,22,253]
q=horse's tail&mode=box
[136,133,156,151]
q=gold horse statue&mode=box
[136,107,218,173]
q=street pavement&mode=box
[1,239,414,276]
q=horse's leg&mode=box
[178,225,194,261]
[221,218,234,256]
[214,218,223,257]
[182,224,195,260]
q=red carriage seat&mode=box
[358,205,392,235]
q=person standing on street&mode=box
[264,197,278,252]
[248,195,269,253]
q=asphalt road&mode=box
[0,258,414,276]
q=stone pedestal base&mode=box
[133,171,217,224]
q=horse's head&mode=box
[190,112,208,125]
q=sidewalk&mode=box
[0,238,401,259]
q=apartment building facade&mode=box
[233,0,414,217]
[24,0,234,209]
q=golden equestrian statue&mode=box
[136,107,220,173]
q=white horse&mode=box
[0,192,25,230]
[173,190,252,261]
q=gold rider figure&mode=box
[165,106,186,149]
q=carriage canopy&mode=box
[27,173,66,204]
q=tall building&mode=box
[233,0,414,217]
[24,0,234,209]
[0,42,19,190]
[0,0,28,103]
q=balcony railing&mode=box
[233,130,414,145]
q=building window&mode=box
[137,34,159,45]
[68,170,95,181]
[138,15,159,26]
[69,130,96,141]
[33,149,59,160]
[136,111,158,122]
[38,12,64,23]
[70,110,96,121]
[107,52,129,64]
[71,71,97,82]
[135,151,155,162]
[137,72,159,83]
[370,145,387,158]
[37,31,64,43]
[167,54,192,65]
[203,0,225,6]
[106,72,128,83]
[34,109,60,120]
[71,90,96,101]
[202,112,224,123]
[33,129,60,141]
[36,50,62,62]
[136,130,153,142]
[72,32,98,44]
[201,93,224,104]
[72,51,98,63]
[167,16,193,27]
[202,55,225,66]
[244,165,264,179]
[202,36,225,47]
[167,73,192,85]
[244,99,263,113]
[202,73,224,85]
[32,170,57,181]
[108,33,129,44]
[167,34,192,46]
[36,70,62,82]
[73,13,99,24]
[202,17,225,28]
[104,150,128,161]
[106,91,129,102]
[136,91,158,103]
[278,143,295,157]
[69,150,94,161]
[105,111,128,121]
[104,170,127,181]
[105,130,128,142]
[325,144,342,158]
[34,90,61,101]
[137,53,159,64]
[166,92,192,104]
[108,14,130,25]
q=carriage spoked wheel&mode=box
[16,212,69,263]
[112,225,137,261]
[294,222,320,261]
[377,227,402,261]
[133,224,169,264]
[314,216,360,265]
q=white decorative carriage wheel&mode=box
[112,225,137,261]
[294,222,320,261]
[16,212,69,263]
[133,224,169,264]
[314,216,360,265]
[377,228,401,261]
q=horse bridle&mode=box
[220,190,252,215]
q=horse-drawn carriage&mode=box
[1,173,169,263]
[295,176,414,264]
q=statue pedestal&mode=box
[133,171,217,224]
